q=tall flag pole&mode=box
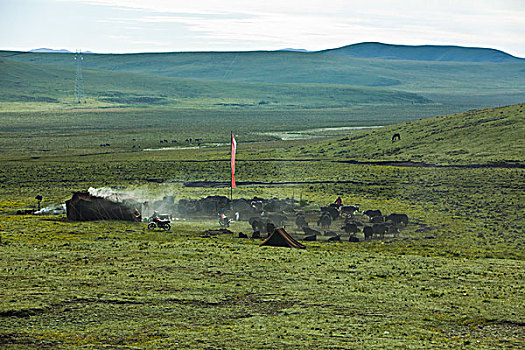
[231,132,237,200]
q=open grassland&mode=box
[0,103,524,348]
[1,224,523,349]
[0,105,470,157]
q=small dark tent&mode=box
[66,192,141,222]
[259,228,306,249]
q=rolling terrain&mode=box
[286,104,525,164]
[0,57,430,111]
[2,49,524,93]
[0,103,524,348]
[0,43,524,348]
[320,42,524,62]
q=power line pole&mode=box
[74,50,85,103]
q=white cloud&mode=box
[14,0,525,54]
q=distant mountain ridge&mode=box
[23,43,523,62]
[30,48,72,53]
[319,42,523,62]
[29,48,94,54]
[277,48,312,52]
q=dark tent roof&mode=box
[66,192,141,222]
[259,228,306,249]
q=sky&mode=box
[1,0,524,57]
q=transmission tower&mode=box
[74,50,85,103]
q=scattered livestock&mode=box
[266,213,287,227]
[317,213,332,229]
[370,215,385,223]
[385,213,409,226]
[241,199,409,243]
[363,226,373,240]
[363,209,382,220]
[67,191,410,244]
[302,225,321,236]
[341,222,360,234]
[387,224,400,237]
[266,222,276,235]
[295,213,307,229]
[340,205,359,216]
[327,235,341,242]
[250,217,271,233]
[372,223,388,238]
[392,133,401,142]
[324,231,339,237]
[321,205,340,220]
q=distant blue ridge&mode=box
[318,42,523,63]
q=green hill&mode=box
[320,42,524,62]
[2,50,523,97]
[0,57,431,110]
[292,104,525,164]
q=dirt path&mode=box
[173,158,524,169]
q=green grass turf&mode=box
[1,223,523,349]
[2,50,524,94]
[0,55,523,349]
[0,57,431,111]
[285,104,525,164]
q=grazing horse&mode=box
[392,133,401,142]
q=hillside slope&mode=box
[293,104,525,164]
[1,50,523,97]
[0,57,430,110]
[320,42,524,62]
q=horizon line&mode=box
[1,41,523,59]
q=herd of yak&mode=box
[176,195,409,242]
[249,203,409,242]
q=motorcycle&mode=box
[148,217,171,231]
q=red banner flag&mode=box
[231,132,237,188]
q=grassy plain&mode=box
[0,48,524,348]
[0,103,524,348]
